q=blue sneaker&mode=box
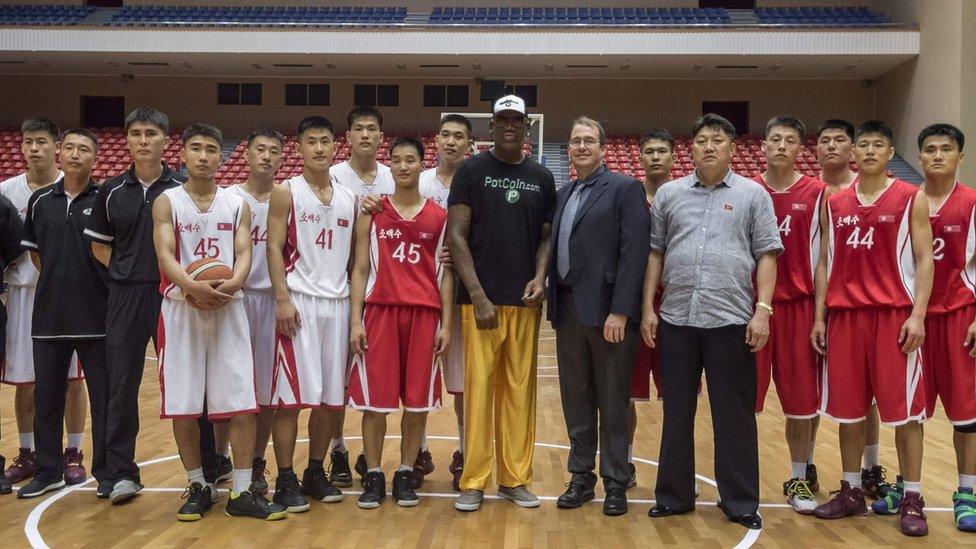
[954,489,976,532]
[871,475,903,515]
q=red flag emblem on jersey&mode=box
[878,214,895,223]
[338,218,349,227]
[724,202,734,211]
[420,232,434,240]
[217,222,233,231]
[945,225,962,233]
[792,203,808,211]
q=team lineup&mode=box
[0,95,972,538]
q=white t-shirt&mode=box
[330,160,395,198]
[0,171,63,287]
[419,168,452,209]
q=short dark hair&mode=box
[21,118,60,140]
[917,123,965,152]
[296,116,334,139]
[439,114,472,135]
[347,106,383,130]
[765,116,805,139]
[246,129,285,148]
[181,123,223,147]
[639,129,675,152]
[389,136,424,159]
[61,128,99,153]
[570,116,606,146]
[691,113,736,140]
[816,119,855,140]
[125,107,170,134]
[855,120,894,144]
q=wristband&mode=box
[756,301,773,315]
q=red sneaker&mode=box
[63,448,87,485]
[814,481,868,519]
[448,450,464,492]
[410,449,435,489]
[4,448,35,483]
[899,491,928,536]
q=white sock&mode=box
[862,444,880,469]
[627,444,634,463]
[329,437,347,453]
[231,468,251,494]
[843,471,862,488]
[457,423,464,453]
[791,462,806,480]
[902,480,921,494]
[959,474,976,490]
[187,467,205,487]
[19,432,34,450]
[367,467,382,474]
[398,464,413,472]
[67,433,83,450]
[218,441,230,458]
[420,433,428,452]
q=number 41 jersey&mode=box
[366,196,448,309]
[826,179,918,309]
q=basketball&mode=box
[184,257,233,311]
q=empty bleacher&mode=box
[108,6,407,27]
[0,4,95,26]
[754,6,884,26]
[428,6,730,25]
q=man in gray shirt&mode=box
[641,114,782,530]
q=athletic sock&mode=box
[457,422,464,453]
[278,466,294,476]
[902,480,921,494]
[843,471,862,489]
[19,432,34,450]
[367,467,383,474]
[329,437,347,453]
[627,444,634,463]
[960,474,976,491]
[791,462,806,480]
[67,433,83,450]
[398,464,413,473]
[420,433,428,452]
[187,467,206,487]
[862,444,880,469]
[231,468,251,494]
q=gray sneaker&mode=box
[454,489,484,511]
[498,485,541,508]
[110,479,143,504]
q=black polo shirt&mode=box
[22,179,109,339]
[0,194,24,293]
[84,164,183,284]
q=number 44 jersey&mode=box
[826,179,920,309]
[366,196,448,310]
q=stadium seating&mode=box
[108,6,407,27]
[428,6,730,25]
[754,6,884,26]
[0,4,95,26]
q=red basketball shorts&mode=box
[924,304,976,425]
[347,304,443,412]
[821,307,925,426]
[630,340,661,401]
[755,297,821,418]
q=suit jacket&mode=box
[547,167,651,328]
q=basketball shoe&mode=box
[63,448,86,485]
[226,486,287,520]
[784,478,818,515]
[953,488,976,532]
[301,466,342,502]
[251,457,269,495]
[813,481,868,519]
[449,450,464,492]
[0,457,10,495]
[358,471,386,509]
[177,482,215,521]
[329,448,352,488]
[899,491,928,536]
[272,472,309,513]
[861,465,888,498]
[411,449,434,488]
[871,475,903,515]
[393,470,419,507]
[5,447,35,483]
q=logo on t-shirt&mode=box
[878,214,895,223]
[338,218,349,227]
[217,222,233,231]
[506,190,520,203]
[945,225,962,233]
[83,208,92,215]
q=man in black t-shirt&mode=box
[0,193,24,495]
[447,95,555,511]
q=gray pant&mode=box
[555,287,638,490]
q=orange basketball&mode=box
[184,258,234,311]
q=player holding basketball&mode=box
[153,124,285,521]
[225,130,285,495]
[265,116,353,511]
[348,136,453,508]
[752,116,825,514]
[812,120,933,537]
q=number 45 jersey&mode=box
[366,196,448,309]
[754,174,826,302]
[826,179,919,309]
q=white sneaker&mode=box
[455,489,484,511]
[785,478,817,515]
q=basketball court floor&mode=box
[0,324,969,547]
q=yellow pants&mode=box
[460,304,541,491]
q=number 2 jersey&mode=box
[283,174,356,299]
[826,179,918,309]
[366,196,447,310]
[928,182,976,314]
[226,184,270,292]
[753,174,825,302]
[159,185,245,300]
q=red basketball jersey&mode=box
[826,179,919,309]
[365,197,448,309]
[928,182,976,314]
[754,174,826,301]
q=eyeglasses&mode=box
[569,138,600,148]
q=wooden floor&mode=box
[0,324,971,548]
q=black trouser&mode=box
[555,287,638,490]
[654,320,759,518]
[33,338,108,484]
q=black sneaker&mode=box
[354,453,367,486]
[273,473,309,513]
[301,466,343,503]
[806,463,820,492]
[251,457,269,495]
[96,479,114,499]
[17,477,65,499]
[225,487,287,520]
[329,449,353,488]
[627,462,637,489]
[215,455,233,484]
[177,482,215,522]
[862,465,888,498]
[358,471,386,509]
[393,470,419,507]
[0,456,10,495]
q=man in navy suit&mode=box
[548,117,650,516]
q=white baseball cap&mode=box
[493,95,527,116]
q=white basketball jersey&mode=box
[283,175,356,299]
[331,160,395,197]
[0,171,63,287]
[227,184,271,292]
[160,185,245,300]
[419,168,451,209]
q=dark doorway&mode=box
[81,96,125,127]
[699,0,755,8]
[702,101,749,135]
[87,0,124,7]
